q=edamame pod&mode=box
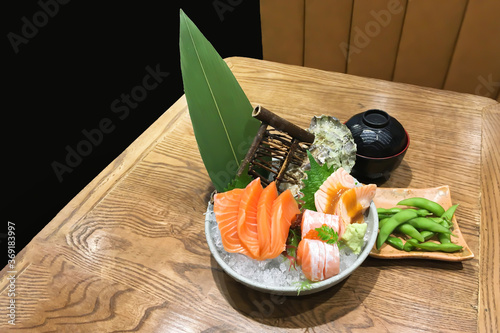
[376,210,418,249]
[406,217,454,235]
[420,230,435,241]
[441,204,459,222]
[437,220,452,243]
[408,241,463,253]
[377,208,403,214]
[406,208,433,217]
[403,239,416,252]
[378,208,430,218]
[438,233,451,244]
[397,197,445,217]
[378,213,395,220]
[386,236,404,250]
[396,223,424,242]
[379,217,390,229]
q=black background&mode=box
[4,1,262,258]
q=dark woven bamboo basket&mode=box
[236,105,315,189]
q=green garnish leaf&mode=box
[300,151,336,211]
[179,10,260,192]
[223,164,252,191]
[284,227,301,270]
[315,225,339,245]
[294,280,313,296]
[286,228,301,258]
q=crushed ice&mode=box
[206,202,369,287]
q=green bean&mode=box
[396,223,424,242]
[397,197,445,217]
[376,210,418,249]
[406,217,454,235]
[386,236,404,250]
[408,241,463,253]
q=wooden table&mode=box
[2,57,499,332]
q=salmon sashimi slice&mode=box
[213,188,249,255]
[335,184,377,237]
[297,239,339,282]
[256,181,278,259]
[301,209,340,240]
[323,242,340,279]
[237,178,263,259]
[315,167,356,214]
[265,189,301,259]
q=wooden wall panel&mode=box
[260,0,305,66]
[347,0,407,81]
[444,0,500,99]
[392,0,467,88]
[303,0,353,73]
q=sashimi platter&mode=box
[179,11,469,296]
[204,114,379,296]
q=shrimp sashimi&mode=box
[256,181,278,259]
[315,167,356,214]
[237,178,263,259]
[297,238,340,282]
[266,189,301,259]
[213,188,249,255]
[335,184,377,237]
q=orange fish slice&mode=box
[256,181,278,260]
[213,188,249,255]
[297,239,340,282]
[237,178,263,259]
[335,184,377,237]
[266,189,301,259]
[301,209,340,240]
[315,167,356,214]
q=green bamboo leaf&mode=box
[179,9,260,192]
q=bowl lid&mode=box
[346,109,407,157]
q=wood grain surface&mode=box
[1,57,499,332]
[479,103,500,332]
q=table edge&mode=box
[479,103,500,333]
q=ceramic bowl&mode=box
[346,109,409,183]
[205,201,378,296]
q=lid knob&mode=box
[362,109,389,128]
